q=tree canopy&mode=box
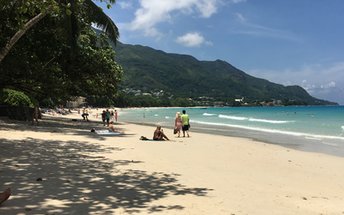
[0,0,123,107]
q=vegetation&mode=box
[0,1,336,109]
[0,89,34,107]
[0,0,122,108]
[114,43,336,107]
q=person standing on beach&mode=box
[82,108,89,121]
[105,109,111,126]
[32,106,39,125]
[114,110,118,122]
[101,110,106,126]
[110,110,114,121]
[181,110,190,137]
[174,112,182,137]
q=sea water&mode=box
[120,106,344,157]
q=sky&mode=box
[97,0,344,104]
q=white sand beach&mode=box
[1,113,344,215]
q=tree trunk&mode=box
[0,11,47,63]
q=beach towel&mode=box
[95,130,121,136]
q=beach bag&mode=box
[173,127,178,134]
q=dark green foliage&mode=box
[0,1,122,107]
[114,43,336,106]
[0,89,34,107]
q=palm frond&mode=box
[84,0,119,44]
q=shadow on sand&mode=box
[0,121,211,214]
[0,116,133,141]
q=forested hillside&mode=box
[114,42,335,106]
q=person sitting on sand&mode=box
[153,126,169,141]
[108,121,117,132]
[0,188,11,205]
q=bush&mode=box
[0,89,34,107]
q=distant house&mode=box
[234,97,244,103]
[66,96,86,108]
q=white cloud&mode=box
[122,0,245,38]
[235,13,246,22]
[233,13,302,42]
[247,62,344,104]
[118,1,133,9]
[232,0,247,3]
[176,32,210,47]
[249,62,344,87]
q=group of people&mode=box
[174,110,190,138]
[101,109,118,126]
[150,110,190,141]
[80,108,119,125]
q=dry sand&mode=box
[1,113,344,215]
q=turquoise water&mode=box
[120,106,344,156]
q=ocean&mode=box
[120,106,344,157]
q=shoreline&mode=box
[1,115,344,214]
[123,119,344,158]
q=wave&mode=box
[248,118,293,124]
[191,120,344,141]
[218,114,247,121]
[203,113,217,116]
[218,114,292,124]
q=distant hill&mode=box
[113,42,336,106]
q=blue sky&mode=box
[97,0,344,104]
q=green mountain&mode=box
[114,42,336,106]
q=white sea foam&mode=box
[218,114,291,124]
[165,116,170,119]
[321,142,339,147]
[341,126,344,131]
[203,113,217,116]
[248,118,293,124]
[218,114,247,121]
[154,114,159,117]
[191,120,344,141]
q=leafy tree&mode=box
[0,0,119,63]
[0,0,122,106]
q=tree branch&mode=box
[0,11,48,63]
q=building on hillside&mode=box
[66,97,86,108]
[234,97,244,103]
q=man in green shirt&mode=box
[181,110,190,137]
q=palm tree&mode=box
[0,0,119,63]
